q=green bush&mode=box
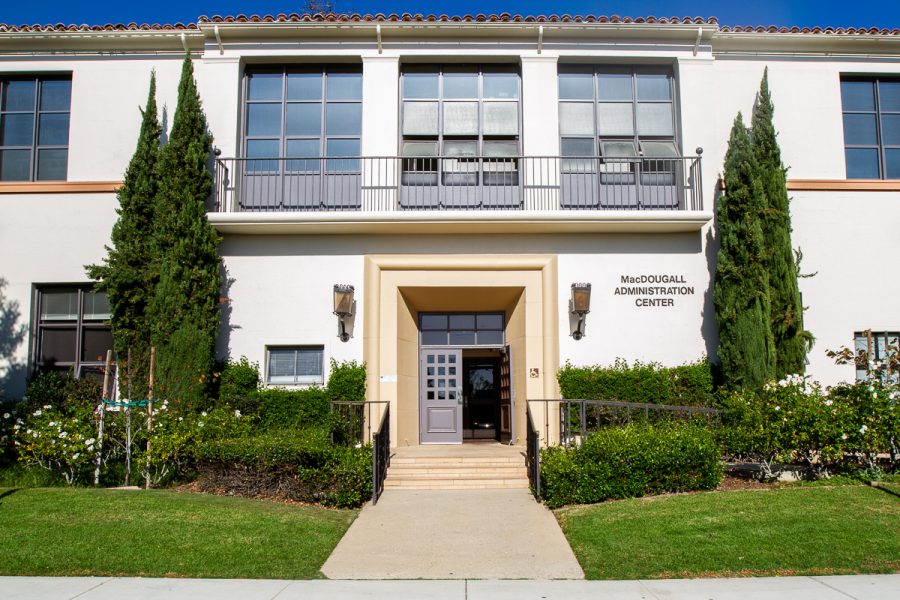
[254,387,331,430]
[540,423,723,508]
[217,356,260,402]
[326,359,367,402]
[196,429,372,507]
[558,358,714,407]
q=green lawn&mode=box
[0,487,357,578]
[557,483,900,579]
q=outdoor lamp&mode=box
[333,284,356,342]
[569,283,592,340]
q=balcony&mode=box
[209,155,711,235]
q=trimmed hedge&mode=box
[254,388,331,430]
[196,428,371,508]
[558,359,714,407]
[540,423,723,508]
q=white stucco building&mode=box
[0,13,898,447]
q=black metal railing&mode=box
[329,400,389,446]
[214,155,703,213]
[525,401,541,500]
[371,404,390,506]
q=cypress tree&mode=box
[751,69,811,377]
[86,73,161,398]
[148,54,221,407]
[713,114,776,389]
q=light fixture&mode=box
[333,284,356,342]
[569,283,592,340]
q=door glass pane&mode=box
[286,139,320,171]
[559,73,594,100]
[483,141,517,157]
[41,291,78,319]
[597,103,634,136]
[37,149,67,181]
[880,114,900,145]
[636,74,671,100]
[82,328,114,363]
[326,138,359,156]
[483,102,518,135]
[561,138,594,156]
[1,80,36,111]
[443,102,478,135]
[449,314,475,329]
[247,73,283,101]
[636,103,674,136]
[483,73,518,99]
[326,73,362,101]
[559,103,595,136]
[326,103,362,135]
[421,331,448,345]
[880,82,900,112]
[0,114,35,145]
[597,74,633,100]
[845,148,880,179]
[403,73,439,98]
[285,103,322,136]
[843,113,878,145]
[38,113,70,145]
[841,81,875,111]
[0,149,30,181]
[246,139,280,158]
[477,330,503,345]
[443,73,478,99]
[403,102,439,135]
[886,149,900,179]
[40,328,76,364]
[247,103,282,136]
[83,292,110,320]
[443,141,477,157]
[286,72,322,100]
[40,80,71,111]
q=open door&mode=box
[499,345,514,444]
[419,348,463,444]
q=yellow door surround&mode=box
[363,255,560,447]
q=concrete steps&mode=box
[384,444,529,490]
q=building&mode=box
[0,13,898,448]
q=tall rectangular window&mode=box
[244,66,362,173]
[33,286,112,378]
[266,346,324,385]
[841,77,900,179]
[0,75,71,181]
[854,331,899,383]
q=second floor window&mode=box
[243,66,362,173]
[0,75,71,181]
[841,77,900,179]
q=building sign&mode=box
[614,274,695,308]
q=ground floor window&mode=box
[854,331,899,383]
[266,345,324,385]
[32,285,112,378]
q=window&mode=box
[854,331,899,383]
[841,77,900,179]
[266,346,324,385]
[244,66,362,173]
[0,75,71,181]
[419,313,505,347]
[400,65,520,186]
[558,66,678,169]
[32,286,113,378]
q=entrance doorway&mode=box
[463,357,500,441]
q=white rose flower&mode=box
[198,422,204,427]
[824,400,833,407]
[48,421,56,427]
[234,410,241,418]
[2,413,9,419]
[72,453,80,460]
[774,406,781,411]
[59,432,68,439]
[85,438,95,446]
[43,405,51,410]
[859,425,868,434]
[841,433,848,440]
[201,411,208,417]
[33,410,42,417]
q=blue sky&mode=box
[4,1,899,29]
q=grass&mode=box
[0,487,357,578]
[557,484,900,579]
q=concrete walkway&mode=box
[320,489,584,579]
[3,575,898,599]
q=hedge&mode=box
[558,359,714,407]
[540,423,723,508]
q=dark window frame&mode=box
[0,74,72,182]
[418,311,506,347]
[30,284,112,378]
[841,76,900,179]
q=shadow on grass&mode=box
[0,488,20,505]
[867,481,900,499]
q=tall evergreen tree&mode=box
[713,114,776,390]
[86,73,161,398]
[751,69,811,377]
[148,54,221,407]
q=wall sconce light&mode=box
[333,284,356,342]
[569,283,592,341]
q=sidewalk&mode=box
[2,575,898,600]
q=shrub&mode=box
[13,402,99,485]
[254,387,331,430]
[540,423,723,508]
[326,359,366,402]
[196,429,372,507]
[216,356,260,406]
[558,359,714,407]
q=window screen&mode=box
[267,346,324,384]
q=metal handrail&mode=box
[525,401,541,500]
[329,400,389,446]
[371,404,390,506]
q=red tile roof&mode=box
[721,25,900,35]
[0,22,197,33]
